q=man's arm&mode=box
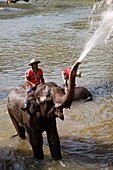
[25,77,36,87]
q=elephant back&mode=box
[74,86,92,101]
[7,83,26,111]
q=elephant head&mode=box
[52,61,81,108]
[24,61,81,122]
[35,61,81,119]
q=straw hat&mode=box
[28,58,41,66]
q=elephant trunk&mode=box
[61,61,81,109]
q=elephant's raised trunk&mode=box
[61,61,81,108]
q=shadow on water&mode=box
[1,136,113,169]
[0,91,10,102]
[61,136,113,166]
[90,80,113,99]
[0,147,51,170]
[0,148,18,170]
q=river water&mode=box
[0,0,113,169]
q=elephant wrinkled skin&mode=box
[72,86,92,101]
[7,83,62,160]
[7,0,29,4]
[7,61,80,160]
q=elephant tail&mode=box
[10,134,18,139]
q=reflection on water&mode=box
[0,0,113,169]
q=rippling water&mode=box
[0,0,113,169]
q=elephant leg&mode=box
[25,124,44,159]
[46,118,62,160]
[9,113,26,139]
[30,132,44,159]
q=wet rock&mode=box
[0,148,17,169]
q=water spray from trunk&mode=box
[77,8,113,63]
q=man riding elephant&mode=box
[62,68,81,88]
[7,60,81,160]
[62,68,92,101]
[22,58,45,111]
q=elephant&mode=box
[63,85,92,101]
[71,86,92,101]
[7,61,80,160]
[6,0,48,4]
[62,69,92,101]
[7,0,29,3]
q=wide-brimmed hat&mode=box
[28,58,41,66]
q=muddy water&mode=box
[0,0,113,169]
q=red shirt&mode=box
[26,68,43,88]
[63,69,70,80]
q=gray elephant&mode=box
[72,86,92,101]
[7,0,29,3]
[7,61,80,160]
[62,69,92,101]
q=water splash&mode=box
[77,8,113,63]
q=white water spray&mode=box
[77,9,113,63]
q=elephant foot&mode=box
[34,155,44,160]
